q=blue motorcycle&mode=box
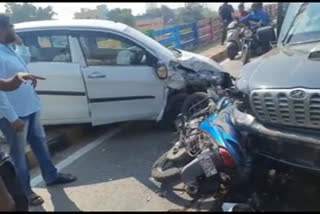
[151,93,252,197]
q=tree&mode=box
[5,3,56,23]
[106,8,135,27]
[177,4,205,24]
[160,5,176,25]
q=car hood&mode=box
[237,43,320,94]
[177,49,226,73]
[165,49,228,90]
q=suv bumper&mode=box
[231,104,320,173]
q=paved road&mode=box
[29,58,242,212]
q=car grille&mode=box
[250,88,320,129]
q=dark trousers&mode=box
[221,20,232,44]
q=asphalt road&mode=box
[29,58,243,212]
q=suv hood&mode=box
[237,44,320,94]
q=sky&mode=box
[0,2,248,20]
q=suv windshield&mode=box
[285,3,320,45]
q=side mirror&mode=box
[256,26,277,43]
[155,61,168,79]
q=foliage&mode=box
[5,3,56,23]
[106,8,135,27]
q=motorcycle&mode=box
[241,22,276,65]
[180,71,235,121]
[226,21,242,60]
[151,83,252,197]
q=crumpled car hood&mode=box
[237,43,320,94]
[177,49,226,73]
[166,49,227,90]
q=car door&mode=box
[72,30,166,126]
[17,30,90,125]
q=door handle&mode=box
[88,72,106,79]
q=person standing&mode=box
[219,2,235,45]
[0,14,77,207]
[0,72,44,212]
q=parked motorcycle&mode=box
[241,23,276,65]
[226,21,242,60]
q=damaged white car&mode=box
[15,19,227,127]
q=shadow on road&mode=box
[32,122,195,210]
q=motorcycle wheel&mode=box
[181,92,209,121]
[151,146,192,183]
[227,43,238,60]
[241,46,250,65]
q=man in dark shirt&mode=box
[219,2,235,45]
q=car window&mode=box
[18,31,72,63]
[76,31,149,66]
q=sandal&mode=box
[46,173,77,186]
[27,192,44,206]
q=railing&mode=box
[143,4,278,50]
[145,17,223,50]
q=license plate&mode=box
[198,150,217,177]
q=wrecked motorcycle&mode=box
[180,71,235,121]
[151,91,252,197]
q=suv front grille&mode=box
[250,89,320,129]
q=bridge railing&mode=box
[145,17,223,50]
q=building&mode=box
[74,5,108,19]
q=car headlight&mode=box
[244,29,253,38]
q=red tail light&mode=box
[218,147,236,168]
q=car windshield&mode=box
[285,3,320,45]
[124,26,174,58]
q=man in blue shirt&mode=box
[239,3,271,28]
[0,14,77,207]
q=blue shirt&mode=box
[239,10,271,27]
[0,44,41,122]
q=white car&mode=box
[15,19,226,126]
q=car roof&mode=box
[15,19,128,32]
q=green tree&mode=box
[106,8,135,27]
[5,3,56,23]
[177,4,205,24]
[160,5,176,25]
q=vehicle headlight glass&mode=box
[244,29,253,38]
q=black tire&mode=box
[151,151,183,183]
[227,43,238,60]
[158,93,187,131]
[181,92,209,121]
[241,46,250,65]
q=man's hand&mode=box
[0,73,46,91]
[10,119,25,133]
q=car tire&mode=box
[158,93,187,131]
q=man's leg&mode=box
[27,112,76,186]
[0,117,32,196]
[221,21,227,45]
[26,112,58,184]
